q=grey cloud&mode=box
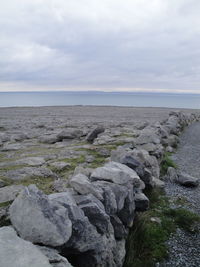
[0,0,200,92]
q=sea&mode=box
[0,91,199,109]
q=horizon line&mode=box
[0,90,200,95]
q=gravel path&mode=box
[160,122,200,267]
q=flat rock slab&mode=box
[50,161,71,171]
[15,157,45,166]
[5,167,57,180]
[1,143,26,151]
[91,161,142,187]
[0,227,51,267]
[0,185,24,204]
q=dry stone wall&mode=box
[0,111,199,267]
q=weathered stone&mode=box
[85,154,95,163]
[177,172,199,187]
[57,129,83,141]
[50,161,71,171]
[16,157,45,166]
[73,166,94,177]
[111,147,153,187]
[2,143,25,151]
[51,179,69,192]
[134,192,149,211]
[6,166,57,180]
[49,191,101,252]
[77,194,112,234]
[49,190,78,206]
[0,227,51,267]
[154,122,170,139]
[91,161,142,187]
[69,173,103,200]
[9,185,72,246]
[11,133,29,141]
[164,134,179,148]
[152,177,165,188]
[131,148,160,179]
[74,193,105,211]
[96,147,110,157]
[86,126,105,143]
[110,215,127,240]
[93,134,115,145]
[92,181,118,215]
[38,246,73,267]
[117,184,135,227]
[115,239,126,267]
[39,134,59,144]
[166,167,178,182]
[0,133,10,142]
[0,185,24,204]
[165,115,181,135]
[138,143,164,160]
[135,127,161,145]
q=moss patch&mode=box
[0,164,29,172]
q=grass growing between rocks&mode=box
[75,148,107,168]
[0,176,55,194]
[124,189,200,267]
[160,152,177,176]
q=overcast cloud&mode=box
[0,0,200,93]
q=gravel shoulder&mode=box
[161,122,200,267]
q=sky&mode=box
[0,0,200,93]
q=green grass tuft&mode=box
[164,208,200,233]
[160,152,177,176]
[124,188,200,267]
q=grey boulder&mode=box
[69,173,103,200]
[86,126,105,143]
[57,129,83,140]
[50,161,71,171]
[111,147,153,187]
[39,134,59,144]
[177,172,199,187]
[76,194,112,235]
[90,161,142,187]
[166,167,178,182]
[0,226,51,267]
[9,185,72,246]
[135,127,161,145]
